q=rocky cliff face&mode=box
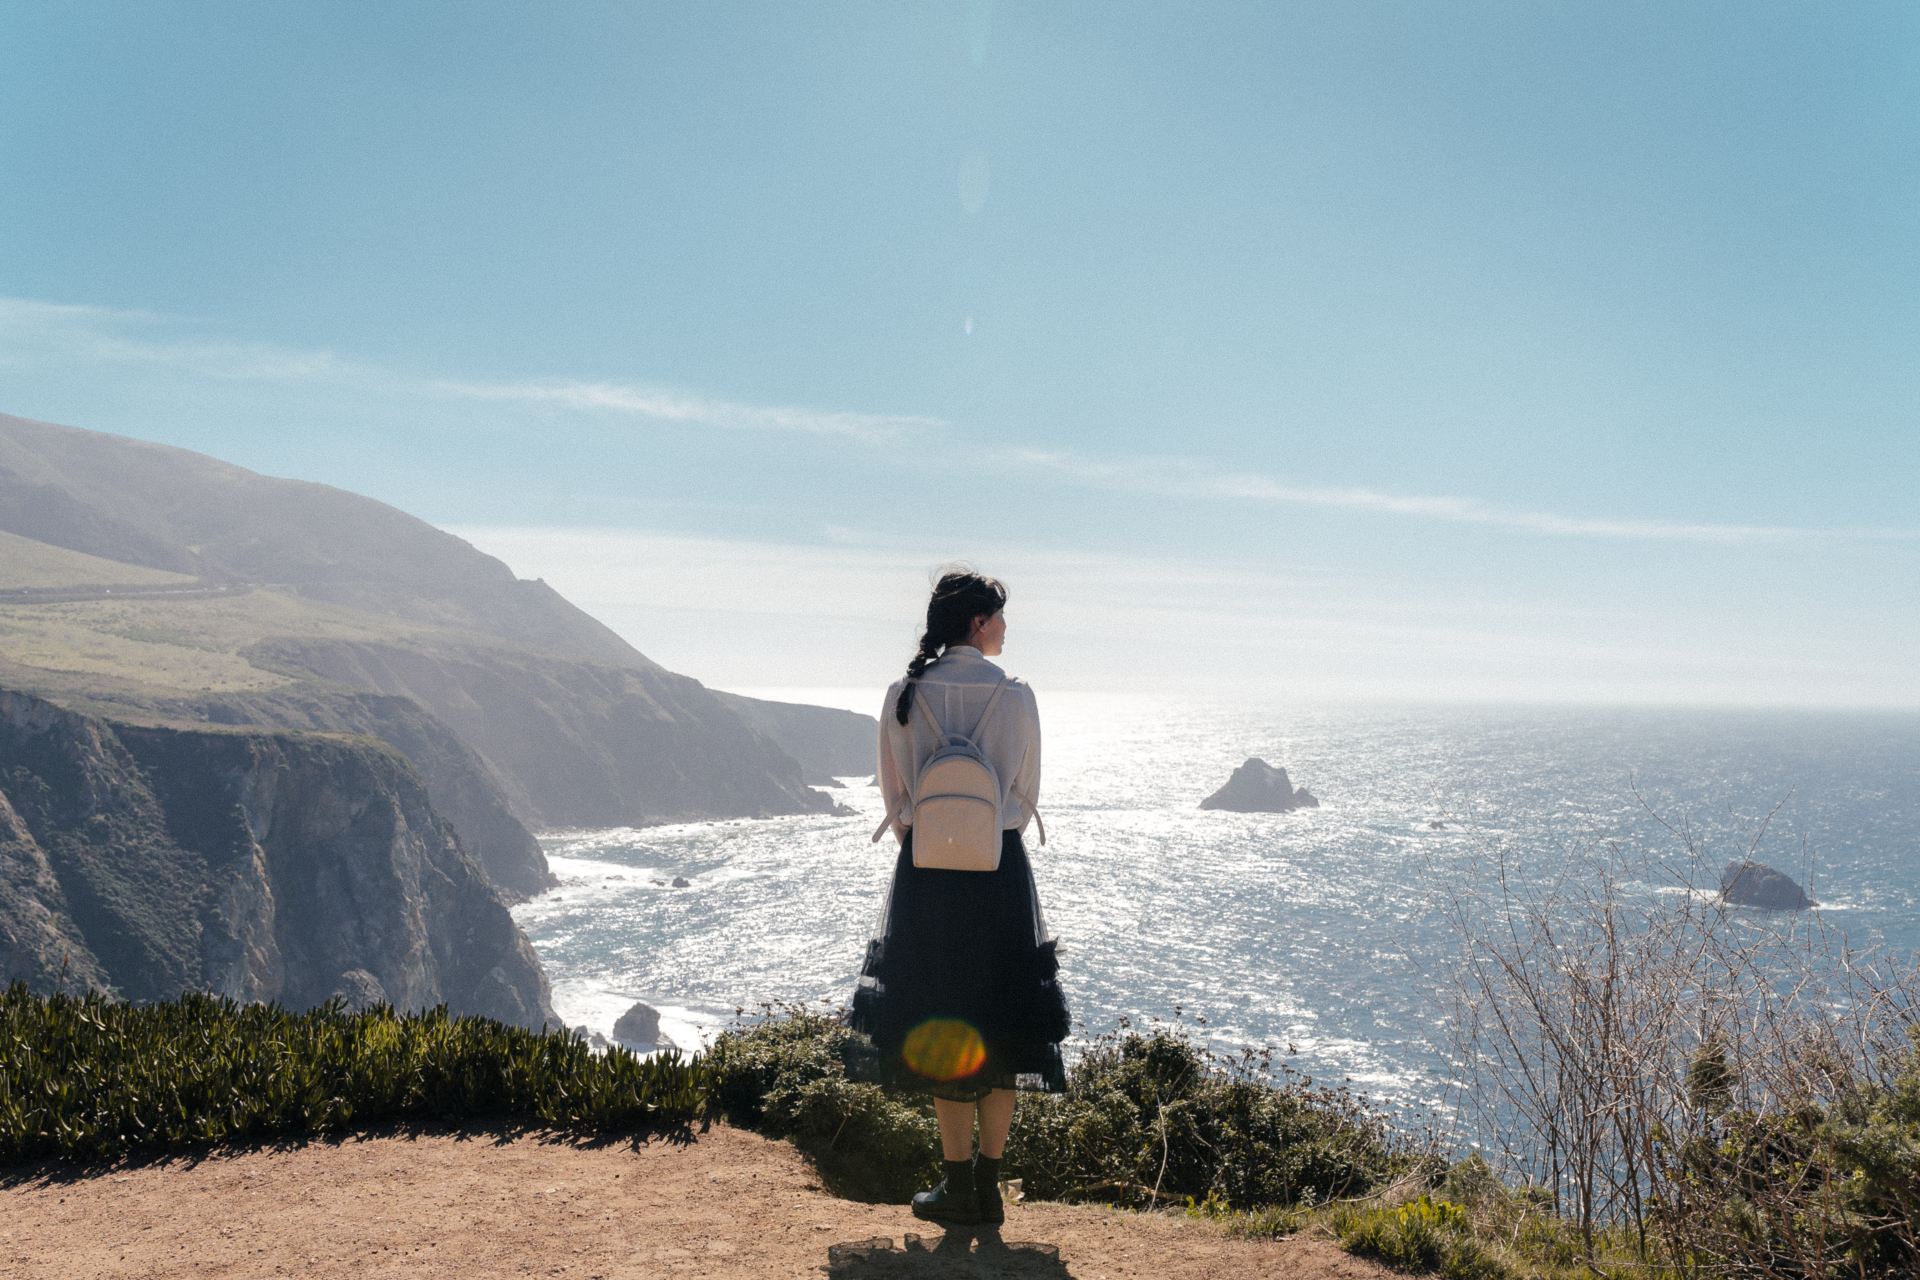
[0,687,558,1028]
[0,783,110,993]
[251,637,837,828]
[156,683,555,902]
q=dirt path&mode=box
[1,1121,1392,1279]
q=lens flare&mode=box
[902,1017,987,1082]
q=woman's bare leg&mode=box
[976,1088,1016,1159]
[933,1096,975,1162]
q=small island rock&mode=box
[612,1000,675,1050]
[671,875,691,888]
[1200,758,1321,813]
[1720,861,1813,910]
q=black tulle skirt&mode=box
[846,828,1071,1103]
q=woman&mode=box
[847,568,1072,1228]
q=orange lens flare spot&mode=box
[901,1018,987,1082]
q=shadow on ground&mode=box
[828,1229,1073,1277]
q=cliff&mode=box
[250,637,836,828]
[147,683,554,902]
[0,686,558,1028]
[712,691,878,784]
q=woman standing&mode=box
[847,569,1072,1227]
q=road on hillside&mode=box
[0,582,256,605]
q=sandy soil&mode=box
[0,1121,1394,1280]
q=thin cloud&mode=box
[425,377,939,445]
[987,447,1916,545]
[0,296,357,383]
[0,294,936,445]
[5,293,1912,544]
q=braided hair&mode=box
[894,569,1008,725]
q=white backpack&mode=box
[870,675,1043,870]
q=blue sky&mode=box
[2,2,1915,704]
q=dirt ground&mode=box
[0,1121,1395,1279]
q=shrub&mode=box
[705,1004,1411,1213]
[1006,1020,1413,1210]
[1660,1029,1920,1276]
[0,981,711,1166]
[703,1003,939,1201]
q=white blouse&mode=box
[875,645,1043,845]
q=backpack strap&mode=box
[969,676,1010,739]
[974,677,1045,844]
[1011,780,1046,845]
[913,686,948,742]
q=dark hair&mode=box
[894,568,1007,725]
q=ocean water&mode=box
[509,694,1920,1123]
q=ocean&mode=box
[509,693,1920,1126]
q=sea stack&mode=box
[1720,861,1814,910]
[612,1000,675,1050]
[1200,758,1320,813]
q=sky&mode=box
[2,2,1915,706]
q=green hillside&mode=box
[0,411,868,830]
[0,530,197,591]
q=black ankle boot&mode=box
[973,1153,1004,1224]
[910,1158,979,1225]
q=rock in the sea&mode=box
[1427,820,1447,830]
[1200,758,1320,813]
[612,1000,674,1050]
[1720,861,1813,910]
[671,875,691,888]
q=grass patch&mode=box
[0,587,448,701]
[1323,1196,1507,1279]
[0,533,194,591]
